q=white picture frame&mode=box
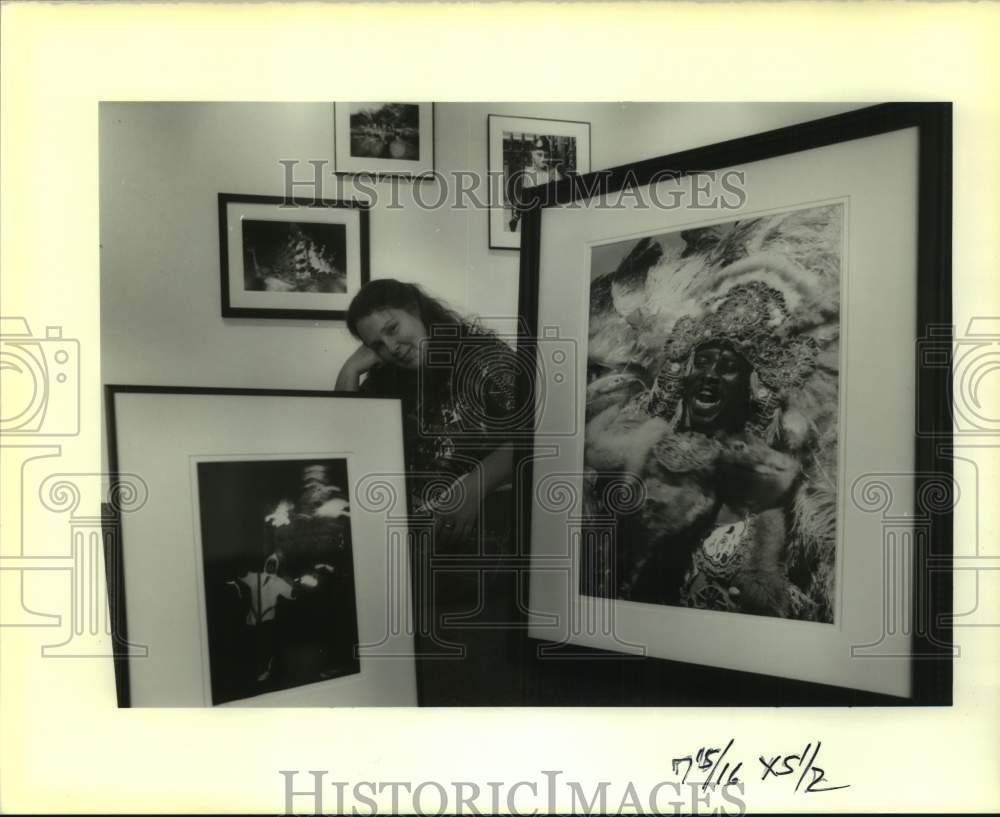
[106,386,418,707]
[334,102,435,178]
[519,104,953,703]
[488,114,591,250]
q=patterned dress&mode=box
[359,324,521,550]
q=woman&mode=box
[336,278,519,553]
[337,281,524,703]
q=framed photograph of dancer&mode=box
[334,102,435,179]
[218,193,370,321]
[488,114,591,250]
[104,386,417,707]
[518,103,952,705]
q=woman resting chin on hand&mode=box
[335,278,518,555]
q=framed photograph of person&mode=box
[104,386,417,706]
[218,193,370,321]
[518,103,952,705]
[333,102,435,179]
[488,114,591,250]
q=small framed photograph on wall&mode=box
[218,193,369,321]
[488,114,591,250]
[334,102,435,178]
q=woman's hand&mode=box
[430,472,482,549]
[335,344,381,391]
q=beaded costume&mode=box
[584,205,843,622]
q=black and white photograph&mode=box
[501,131,577,233]
[241,219,347,294]
[104,387,416,708]
[218,193,369,320]
[334,102,435,177]
[348,102,421,160]
[522,107,953,702]
[581,203,844,623]
[195,458,360,705]
[105,104,950,708]
[488,114,591,248]
[6,3,997,813]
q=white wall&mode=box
[99,101,863,391]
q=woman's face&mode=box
[683,342,751,434]
[355,307,428,369]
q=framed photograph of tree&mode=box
[334,102,435,179]
[517,103,953,704]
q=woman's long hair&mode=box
[346,278,465,340]
[346,278,487,393]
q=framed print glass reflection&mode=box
[105,386,417,707]
[218,193,370,321]
[334,102,435,178]
[519,103,952,704]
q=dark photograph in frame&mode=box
[218,193,370,321]
[196,458,360,705]
[488,114,591,250]
[240,219,347,294]
[502,130,580,235]
[104,386,418,707]
[334,102,435,178]
[348,102,421,160]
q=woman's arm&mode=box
[476,441,514,495]
[335,345,381,391]
[433,442,514,547]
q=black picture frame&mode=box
[104,385,418,707]
[218,193,370,321]
[515,102,953,706]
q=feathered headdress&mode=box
[647,280,819,437]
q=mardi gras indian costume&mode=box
[584,206,842,622]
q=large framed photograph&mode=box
[218,193,369,321]
[488,114,591,250]
[105,386,417,706]
[334,102,435,178]
[519,103,952,704]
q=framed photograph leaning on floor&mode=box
[518,103,953,704]
[104,386,417,707]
